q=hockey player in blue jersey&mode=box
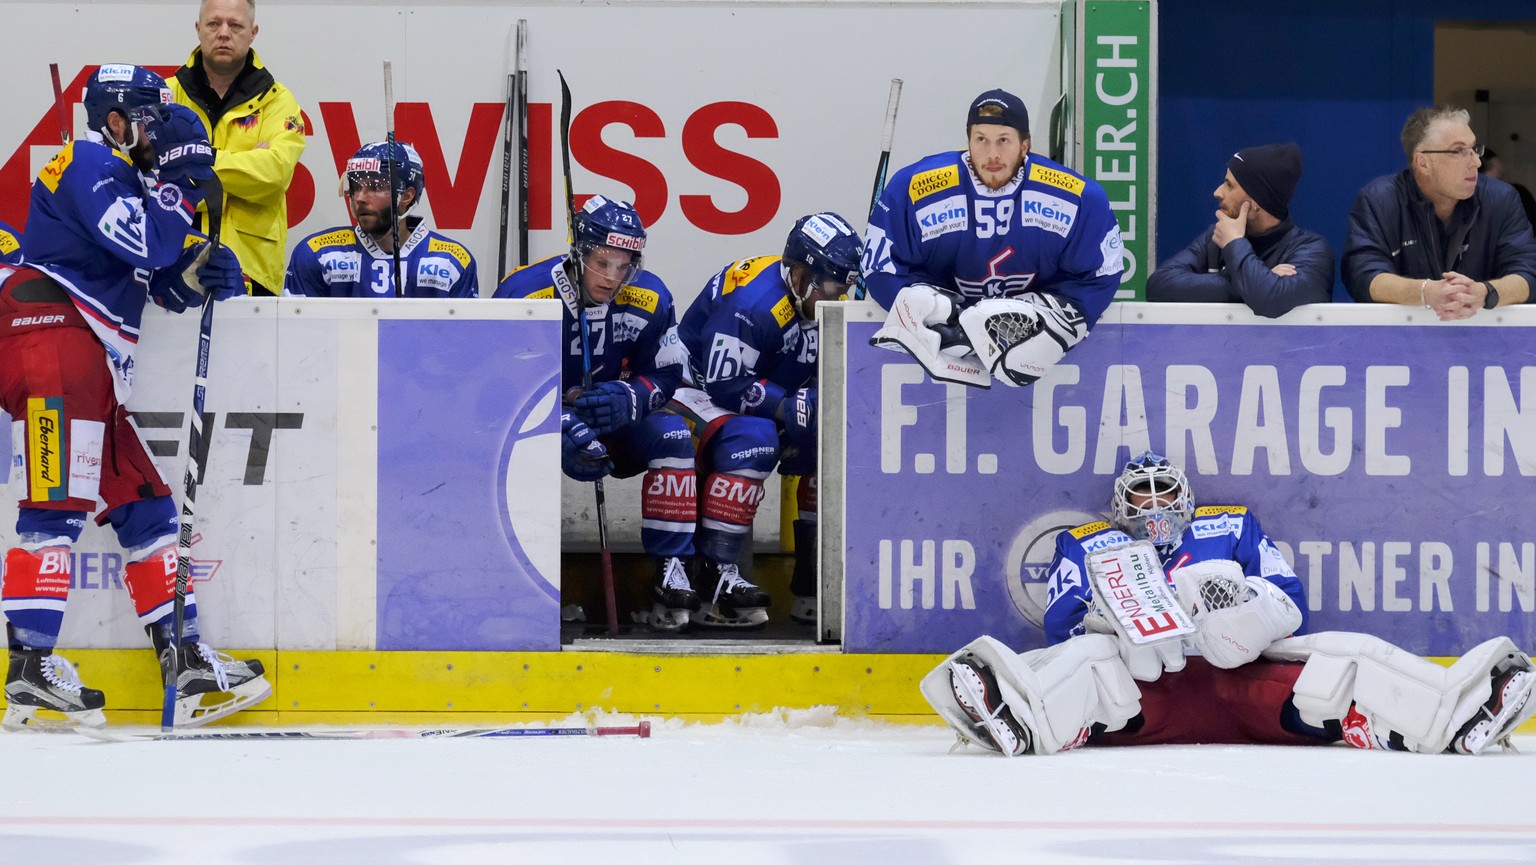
[494,196,696,628]
[0,65,269,730]
[284,141,478,298]
[670,212,862,627]
[865,88,1125,389]
[0,220,21,265]
[919,452,1535,757]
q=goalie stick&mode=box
[75,720,652,743]
[853,78,902,300]
[559,70,620,636]
[162,173,226,731]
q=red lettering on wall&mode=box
[395,102,503,230]
[570,101,668,227]
[528,102,552,233]
[679,101,780,235]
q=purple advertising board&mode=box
[376,319,563,650]
[843,314,1536,655]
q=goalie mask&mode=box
[782,212,861,320]
[1111,451,1194,545]
[83,65,173,151]
[570,196,646,305]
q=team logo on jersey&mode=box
[953,247,1036,300]
[26,397,66,502]
[155,183,184,213]
[98,198,149,259]
[1028,163,1086,196]
[318,250,363,284]
[916,194,968,241]
[428,237,471,268]
[1017,190,1076,237]
[614,284,659,313]
[908,165,960,202]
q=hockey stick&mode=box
[853,78,902,300]
[77,720,652,743]
[162,174,225,732]
[558,70,619,636]
[515,19,530,268]
[383,60,403,297]
[495,26,515,276]
[49,63,70,145]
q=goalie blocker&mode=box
[922,631,1535,756]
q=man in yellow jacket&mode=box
[170,0,306,296]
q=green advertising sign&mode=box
[1080,0,1154,301]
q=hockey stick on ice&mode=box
[853,78,902,300]
[383,60,403,297]
[78,720,652,743]
[49,63,70,145]
[515,19,530,268]
[559,70,620,636]
[162,174,225,731]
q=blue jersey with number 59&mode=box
[676,255,815,419]
[862,149,1123,326]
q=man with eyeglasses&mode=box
[1342,105,1536,320]
[917,452,1536,758]
[284,140,478,297]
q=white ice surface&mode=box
[2,709,1534,865]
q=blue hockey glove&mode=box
[193,243,246,301]
[782,387,817,444]
[561,413,613,481]
[146,269,198,313]
[136,103,215,186]
[572,380,640,435]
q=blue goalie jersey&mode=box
[284,220,478,298]
[0,219,21,265]
[1042,506,1308,645]
[676,255,816,416]
[493,254,684,400]
[863,150,1124,326]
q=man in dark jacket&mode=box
[1147,143,1332,318]
[1341,106,1536,321]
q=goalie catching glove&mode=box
[1175,560,1302,669]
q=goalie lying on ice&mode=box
[921,451,1536,756]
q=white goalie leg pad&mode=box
[870,283,991,388]
[957,293,1088,387]
[1264,632,1531,753]
[920,634,1141,756]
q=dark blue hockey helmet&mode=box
[570,196,645,300]
[345,141,426,212]
[83,64,173,145]
[783,211,861,315]
[1111,450,1194,545]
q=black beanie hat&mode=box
[1227,143,1303,220]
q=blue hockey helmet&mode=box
[783,211,861,316]
[344,141,426,212]
[1111,451,1195,545]
[570,195,645,300]
[83,65,173,145]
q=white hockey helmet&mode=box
[1110,451,1194,545]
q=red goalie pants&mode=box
[1090,656,1334,747]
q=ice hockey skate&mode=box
[158,639,272,728]
[695,559,770,629]
[946,653,1034,756]
[3,648,107,731]
[1450,657,1536,754]
[649,556,700,632]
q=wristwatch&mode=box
[1483,281,1500,310]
